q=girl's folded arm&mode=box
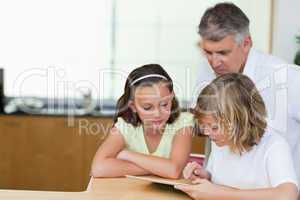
[91,158,150,178]
[118,126,193,179]
[90,127,150,177]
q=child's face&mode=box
[129,82,174,131]
[198,114,228,147]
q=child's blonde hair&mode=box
[195,73,267,154]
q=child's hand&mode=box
[183,162,209,180]
[174,178,218,200]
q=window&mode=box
[0,0,272,102]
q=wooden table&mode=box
[0,178,191,200]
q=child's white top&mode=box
[206,128,299,190]
[114,112,194,158]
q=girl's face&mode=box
[198,114,229,147]
[129,82,174,131]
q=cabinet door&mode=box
[0,115,113,191]
[22,116,85,191]
[0,115,84,191]
[78,117,113,189]
[0,116,24,187]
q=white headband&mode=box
[130,74,168,86]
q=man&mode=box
[194,2,300,184]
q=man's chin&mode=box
[214,71,227,76]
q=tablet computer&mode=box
[126,175,192,186]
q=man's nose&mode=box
[211,54,221,68]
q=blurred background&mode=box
[1,0,298,103]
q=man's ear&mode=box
[242,35,252,52]
[128,100,137,113]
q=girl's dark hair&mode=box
[113,64,180,126]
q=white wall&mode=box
[0,0,112,99]
[272,0,300,63]
[237,0,272,53]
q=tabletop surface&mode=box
[0,177,191,200]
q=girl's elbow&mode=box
[166,164,182,179]
[90,162,108,178]
[90,166,102,178]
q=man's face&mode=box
[200,35,252,76]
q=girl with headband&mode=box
[91,64,194,178]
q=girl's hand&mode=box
[175,179,219,200]
[183,162,209,180]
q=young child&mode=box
[91,64,194,179]
[176,73,299,200]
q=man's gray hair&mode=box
[198,2,250,43]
